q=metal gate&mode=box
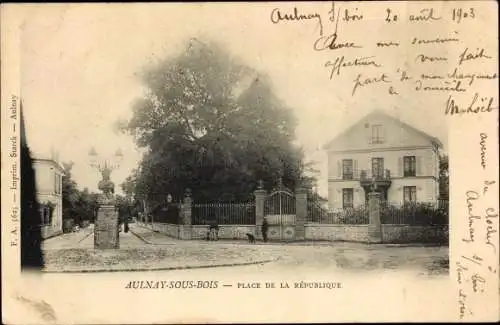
[264,188,296,241]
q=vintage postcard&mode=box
[1,1,498,323]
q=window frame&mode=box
[403,156,416,177]
[342,188,354,209]
[371,157,384,178]
[371,124,384,144]
[342,159,354,180]
[403,186,417,203]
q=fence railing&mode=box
[380,201,449,225]
[192,202,256,225]
[307,201,369,224]
[149,203,182,224]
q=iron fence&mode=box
[192,202,256,225]
[307,201,369,224]
[380,201,449,225]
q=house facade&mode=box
[33,157,64,239]
[324,110,442,211]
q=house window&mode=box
[342,159,353,180]
[371,124,385,144]
[40,206,52,225]
[404,156,416,177]
[372,158,384,178]
[342,188,354,209]
[403,186,417,203]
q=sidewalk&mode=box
[129,224,180,245]
[42,226,94,250]
[42,224,277,273]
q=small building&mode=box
[324,110,443,210]
[33,156,64,239]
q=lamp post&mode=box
[88,147,123,200]
[88,146,123,249]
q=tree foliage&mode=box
[62,162,99,224]
[123,39,310,202]
[438,154,449,199]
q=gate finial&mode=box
[258,179,264,190]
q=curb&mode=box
[77,229,94,243]
[129,229,153,244]
[42,258,277,273]
[129,229,178,245]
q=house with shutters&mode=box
[323,110,443,211]
[33,154,64,239]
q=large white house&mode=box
[33,155,64,239]
[324,110,443,210]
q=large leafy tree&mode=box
[62,162,99,224]
[438,154,449,200]
[123,39,307,202]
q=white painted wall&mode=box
[33,159,64,236]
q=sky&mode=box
[20,2,453,197]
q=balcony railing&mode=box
[360,169,391,181]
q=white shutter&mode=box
[337,161,342,178]
[398,157,403,177]
[353,160,359,179]
[426,181,433,201]
[416,156,423,176]
[425,155,432,176]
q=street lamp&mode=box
[89,146,124,249]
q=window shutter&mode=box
[426,181,433,201]
[416,156,423,176]
[353,160,359,178]
[398,157,403,177]
[337,161,342,178]
[425,155,432,176]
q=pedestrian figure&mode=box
[261,217,269,243]
[209,217,219,241]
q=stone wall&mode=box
[305,224,370,242]
[191,225,256,240]
[153,223,181,238]
[381,224,448,243]
[304,223,448,244]
[147,221,447,244]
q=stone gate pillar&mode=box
[94,196,119,249]
[368,192,382,243]
[295,187,307,241]
[254,181,266,238]
[180,189,192,240]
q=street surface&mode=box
[24,224,454,323]
[41,223,448,277]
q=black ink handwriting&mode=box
[458,48,492,65]
[270,7,324,36]
[314,33,362,51]
[463,191,480,243]
[351,73,391,96]
[325,56,381,79]
[480,133,487,169]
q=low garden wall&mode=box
[304,223,448,244]
[191,225,256,240]
[305,224,370,242]
[381,224,448,244]
[144,222,447,244]
[152,222,181,238]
